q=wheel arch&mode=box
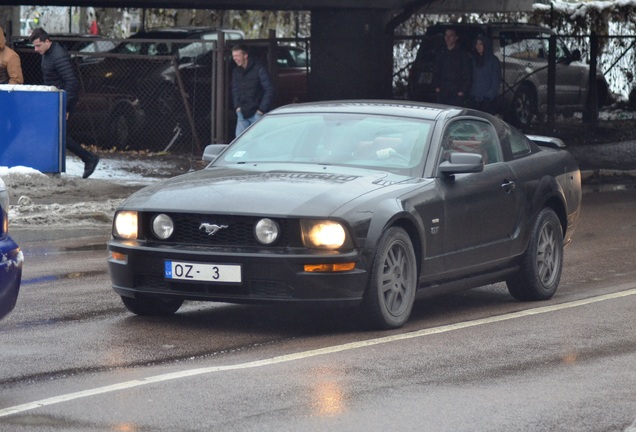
[389,216,424,278]
[531,176,569,239]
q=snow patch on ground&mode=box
[2,155,180,228]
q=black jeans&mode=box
[66,113,94,163]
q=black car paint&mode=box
[108,101,581,323]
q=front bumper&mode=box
[108,240,368,306]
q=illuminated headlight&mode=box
[301,220,348,249]
[255,218,279,245]
[151,214,174,240]
[113,210,138,239]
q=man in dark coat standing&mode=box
[30,28,99,178]
[231,44,275,137]
[432,27,472,107]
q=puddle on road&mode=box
[20,242,107,258]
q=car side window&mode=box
[555,37,570,62]
[508,127,532,158]
[501,31,546,60]
[440,120,502,165]
[277,49,294,68]
[289,47,309,68]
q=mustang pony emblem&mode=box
[199,223,228,236]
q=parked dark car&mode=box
[13,33,116,85]
[407,23,609,127]
[73,27,245,149]
[77,27,308,149]
[0,178,23,320]
[108,100,581,329]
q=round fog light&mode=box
[152,214,174,239]
[255,218,279,245]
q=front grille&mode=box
[141,213,299,247]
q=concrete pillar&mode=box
[310,8,393,101]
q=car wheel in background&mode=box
[510,84,537,128]
[106,111,132,149]
[120,295,184,316]
[506,208,563,301]
[363,227,417,329]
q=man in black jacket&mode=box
[30,28,99,179]
[231,44,275,137]
[432,27,472,107]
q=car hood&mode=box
[120,164,423,217]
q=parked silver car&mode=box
[407,22,609,127]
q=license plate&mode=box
[165,261,241,283]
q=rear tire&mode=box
[121,295,183,316]
[363,227,417,329]
[510,85,537,128]
[507,208,563,301]
[107,112,131,149]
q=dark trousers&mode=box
[66,113,94,163]
[66,134,93,163]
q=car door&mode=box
[499,30,548,97]
[436,119,523,272]
[553,35,588,105]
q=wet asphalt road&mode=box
[0,188,635,431]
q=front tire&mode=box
[507,208,563,301]
[363,227,417,329]
[121,295,184,316]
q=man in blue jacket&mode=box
[231,44,275,137]
[30,28,99,179]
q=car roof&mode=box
[425,22,552,36]
[130,26,244,39]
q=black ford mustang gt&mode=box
[108,101,581,329]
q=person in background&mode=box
[0,25,24,84]
[469,34,502,115]
[432,27,472,107]
[231,44,275,137]
[29,27,99,179]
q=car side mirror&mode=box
[203,144,228,162]
[439,152,484,175]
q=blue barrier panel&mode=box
[0,84,66,173]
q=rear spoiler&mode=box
[526,135,566,149]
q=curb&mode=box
[580,169,636,184]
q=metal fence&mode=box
[393,30,636,127]
[14,35,310,154]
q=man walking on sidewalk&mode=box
[30,27,99,178]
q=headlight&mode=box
[301,220,348,249]
[113,210,138,239]
[151,214,174,240]
[255,218,279,245]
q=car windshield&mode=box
[216,113,433,173]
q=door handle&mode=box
[501,180,516,193]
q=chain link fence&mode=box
[13,35,310,154]
[393,29,636,116]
